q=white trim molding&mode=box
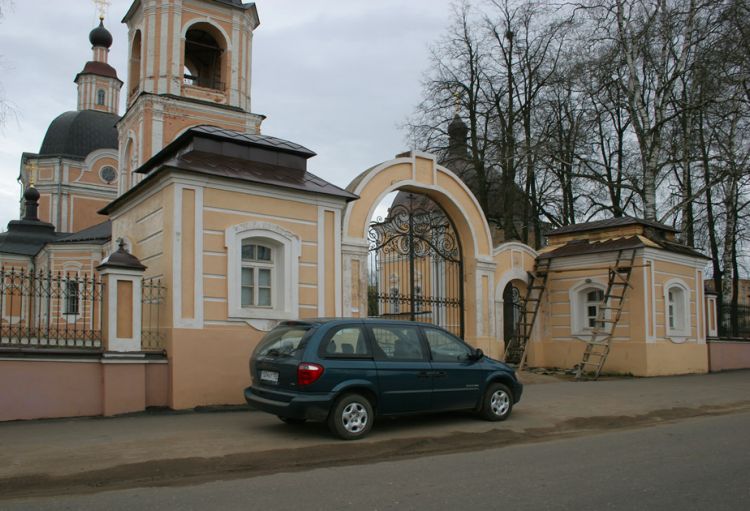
[225,221,301,322]
[569,279,609,341]
[663,278,692,343]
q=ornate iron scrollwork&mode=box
[367,193,464,338]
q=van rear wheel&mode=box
[328,393,373,440]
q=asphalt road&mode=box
[3,411,749,510]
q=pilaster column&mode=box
[97,240,147,352]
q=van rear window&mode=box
[255,325,312,360]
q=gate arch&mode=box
[368,192,465,337]
[342,151,495,348]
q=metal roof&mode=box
[101,126,357,215]
[56,220,111,244]
[550,216,677,235]
[186,125,316,158]
[39,110,120,159]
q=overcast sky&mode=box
[0,0,455,229]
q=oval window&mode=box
[100,166,117,184]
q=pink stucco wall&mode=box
[0,358,170,422]
[0,359,102,421]
[709,341,750,372]
[146,363,169,407]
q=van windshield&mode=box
[255,325,312,360]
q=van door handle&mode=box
[417,371,431,379]
[434,371,447,379]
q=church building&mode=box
[0,0,725,422]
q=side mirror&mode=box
[469,348,484,361]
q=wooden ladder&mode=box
[575,248,637,380]
[504,258,551,370]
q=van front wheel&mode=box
[480,383,513,421]
[328,393,373,440]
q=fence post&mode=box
[96,240,147,352]
[705,291,718,338]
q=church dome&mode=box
[89,19,113,48]
[39,110,120,159]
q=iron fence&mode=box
[0,267,103,349]
[719,304,750,339]
[141,277,167,351]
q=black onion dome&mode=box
[24,186,40,202]
[448,113,468,138]
[39,110,120,159]
[89,19,113,48]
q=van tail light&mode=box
[297,363,324,387]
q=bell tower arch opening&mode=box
[128,30,142,100]
[183,24,227,91]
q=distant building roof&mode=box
[38,110,120,159]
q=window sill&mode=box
[666,333,690,344]
[228,308,295,321]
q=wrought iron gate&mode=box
[367,193,464,338]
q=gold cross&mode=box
[92,0,111,20]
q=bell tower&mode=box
[75,17,122,114]
[117,0,263,194]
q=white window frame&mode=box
[569,280,609,340]
[226,222,300,321]
[240,242,274,309]
[664,279,691,341]
[97,89,106,105]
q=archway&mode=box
[368,191,464,337]
[343,151,495,347]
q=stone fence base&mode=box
[0,352,168,421]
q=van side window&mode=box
[320,326,370,357]
[423,328,472,362]
[370,325,425,361]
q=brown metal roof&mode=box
[76,61,121,82]
[550,216,677,235]
[538,235,709,260]
[100,126,357,215]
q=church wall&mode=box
[70,197,110,232]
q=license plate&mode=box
[260,370,279,384]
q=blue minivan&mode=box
[244,318,522,440]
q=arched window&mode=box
[503,282,522,342]
[183,24,226,90]
[129,30,142,97]
[225,222,300,321]
[97,89,106,106]
[569,281,609,338]
[664,280,691,339]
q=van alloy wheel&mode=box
[480,382,513,421]
[341,402,368,433]
[328,393,374,440]
[490,389,510,416]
